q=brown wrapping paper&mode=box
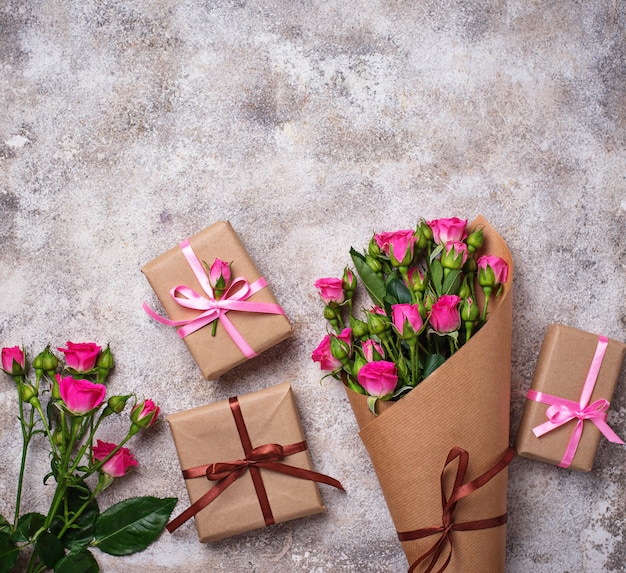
[142,221,293,379]
[515,324,626,471]
[167,382,326,542]
[344,215,513,573]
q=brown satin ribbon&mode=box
[397,446,516,573]
[167,396,345,533]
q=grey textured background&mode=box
[1,1,625,571]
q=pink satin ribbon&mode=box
[527,335,623,468]
[143,239,285,358]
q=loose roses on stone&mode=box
[312,217,509,413]
[0,342,175,573]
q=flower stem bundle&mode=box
[0,342,175,573]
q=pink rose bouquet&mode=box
[312,216,508,410]
[0,342,176,573]
[311,216,514,573]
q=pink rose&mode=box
[361,339,384,362]
[477,255,509,286]
[58,374,106,415]
[93,439,138,477]
[429,294,462,334]
[57,342,101,372]
[374,230,416,266]
[314,277,345,306]
[391,303,423,337]
[208,258,232,292]
[1,346,25,375]
[130,398,160,429]
[311,334,342,371]
[428,217,468,244]
[357,360,398,398]
[441,241,468,269]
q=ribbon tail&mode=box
[218,312,257,358]
[166,469,243,533]
[256,461,345,492]
[593,419,625,444]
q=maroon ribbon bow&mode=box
[167,396,344,533]
[397,446,516,573]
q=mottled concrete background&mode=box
[1,1,625,571]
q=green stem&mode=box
[409,339,419,386]
[481,286,492,321]
[14,399,34,529]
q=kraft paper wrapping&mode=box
[344,215,513,573]
[142,221,293,379]
[167,382,325,542]
[515,324,626,471]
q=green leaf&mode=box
[0,531,19,573]
[423,353,446,379]
[35,531,65,568]
[50,481,100,548]
[384,277,411,305]
[54,548,99,573]
[94,497,177,556]
[0,516,10,535]
[11,512,45,543]
[350,248,386,308]
[442,269,461,295]
[430,260,443,297]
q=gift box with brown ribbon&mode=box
[515,324,626,471]
[166,382,344,542]
[142,221,293,379]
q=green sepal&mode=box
[54,548,99,573]
[93,497,177,556]
[366,396,378,415]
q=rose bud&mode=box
[429,294,462,335]
[330,328,353,365]
[477,256,509,288]
[391,304,423,340]
[314,277,346,307]
[208,258,232,296]
[349,315,370,339]
[1,346,26,376]
[466,229,484,253]
[57,374,106,415]
[311,335,342,371]
[18,383,38,405]
[57,342,101,373]
[130,399,160,429]
[93,440,138,478]
[105,394,132,415]
[428,217,468,244]
[441,241,468,271]
[361,339,385,362]
[357,360,398,414]
[32,346,58,379]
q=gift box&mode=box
[165,382,343,542]
[342,216,514,573]
[515,324,626,471]
[142,221,293,379]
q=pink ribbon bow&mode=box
[143,239,285,359]
[527,335,624,468]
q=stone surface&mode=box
[1,1,625,571]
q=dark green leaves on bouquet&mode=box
[350,248,386,308]
[94,497,177,556]
[34,530,65,568]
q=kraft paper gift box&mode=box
[342,216,514,573]
[165,382,343,542]
[515,324,626,471]
[142,221,293,379]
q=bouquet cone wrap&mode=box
[344,216,513,573]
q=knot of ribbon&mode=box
[397,446,515,573]
[166,396,344,534]
[204,443,286,480]
[143,239,286,359]
[528,335,623,468]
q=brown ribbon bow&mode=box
[167,396,344,533]
[397,446,516,573]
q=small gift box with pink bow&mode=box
[516,324,626,471]
[165,382,344,542]
[142,221,293,379]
